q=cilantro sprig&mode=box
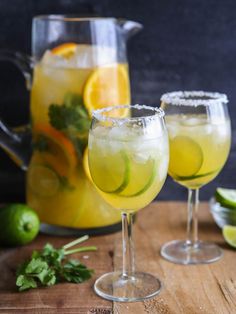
[16,235,96,291]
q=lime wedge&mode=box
[28,164,60,197]
[89,150,130,193]
[215,188,236,209]
[222,225,236,248]
[169,136,203,177]
[119,158,156,197]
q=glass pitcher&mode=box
[0,15,142,235]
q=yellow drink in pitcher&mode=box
[27,44,131,228]
[88,123,169,212]
[166,114,231,189]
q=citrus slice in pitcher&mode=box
[28,164,60,197]
[33,124,77,176]
[83,64,130,116]
[169,136,203,178]
[51,42,77,58]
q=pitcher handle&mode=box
[0,50,33,170]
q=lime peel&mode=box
[222,225,236,248]
[89,150,130,194]
[215,188,236,209]
[169,136,203,177]
[0,204,40,246]
[119,158,157,197]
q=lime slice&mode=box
[119,158,156,197]
[89,150,130,193]
[215,188,236,209]
[28,164,60,197]
[222,225,236,248]
[169,136,203,177]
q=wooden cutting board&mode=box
[0,201,236,313]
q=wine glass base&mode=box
[94,271,162,302]
[161,240,223,265]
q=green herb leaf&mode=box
[16,235,96,292]
[48,92,90,134]
[32,134,49,152]
[61,259,94,283]
[16,275,37,291]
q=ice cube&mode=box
[41,50,68,68]
[73,45,117,68]
[157,157,169,181]
[41,45,117,69]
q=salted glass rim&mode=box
[161,91,228,107]
[92,104,165,123]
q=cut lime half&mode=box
[215,188,236,209]
[119,157,157,197]
[169,136,203,177]
[89,150,130,193]
[222,225,236,248]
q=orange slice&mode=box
[83,64,130,116]
[33,124,77,176]
[51,42,77,59]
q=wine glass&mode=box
[88,104,169,301]
[160,91,231,264]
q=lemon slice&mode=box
[223,225,236,248]
[83,64,130,116]
[215,188,236,209]
[119,158,156,197]
[89,150,130,193]
[169,136,203,177]
[28,164,60,197]
[51,42,77,58]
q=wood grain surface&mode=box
[0,201,236,314]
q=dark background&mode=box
[0,0,235,202]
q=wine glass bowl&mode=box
[88,104,169,301]
[160,91,231,264]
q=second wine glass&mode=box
[160,91,231,264]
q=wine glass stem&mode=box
[122,212,135,278]
[186,188,199,246]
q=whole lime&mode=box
[0,204,40,246]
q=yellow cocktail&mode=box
[160,91,231,265]
[88,104,169,302]
[27,43,130,228]
[167,114,231,188]
[89,122,168,211]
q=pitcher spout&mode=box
[117,19,143,39]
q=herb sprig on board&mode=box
[16,235,96,291]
